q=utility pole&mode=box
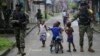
[45,0,47,19]
[51,0,55,16]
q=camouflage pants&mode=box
[79,25,93,48]
[14,27,26,52]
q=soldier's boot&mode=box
[88,38,95,52]
[88,47,95,53]
[20,48,26,56]
[88,46,95,52]
[80,40,84,52]
[17,48,21,54]
[88,42,95,52]
[80,47,84,52]
[88,36,95,52]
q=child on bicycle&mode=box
[38,20,47,47]
[49,21,63,53]
[65,22,76,52]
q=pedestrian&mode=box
[72,1,95,52]
[49,21,63,53]
[62,10,69,27]
[65,22,76,52]
[35,9,43,26]
[10,3,28,56]
[38,20,47,47]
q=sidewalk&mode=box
[5,14,100,56]
[0,23,37,56]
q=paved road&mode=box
[6,14,100,56]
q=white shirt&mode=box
[62,12,66,17]
[40,24,46,34]
[62,12,69,17]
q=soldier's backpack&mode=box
[78,9,91,25]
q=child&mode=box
[49,21,63,53]
[38,20,47,47]
[62,10,69,27]
[65,22,76,52]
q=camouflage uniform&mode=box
[11,5,28,55]
[79,25,93,48]
[73,8,94,48]
[14,27,26,54]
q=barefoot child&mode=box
[65,22,76,52]
[38,20,47,47]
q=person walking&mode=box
[65,22,76,52]
[35,9,43,26]
[10,3,28,56]
[72,1,95,52]
[38,20,47,47]
[62,10,69,27]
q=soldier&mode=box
[72,1,95,52]
[11,3,28,56]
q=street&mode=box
[6,14,100,56]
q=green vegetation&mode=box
[0,37,14,51]
[67,1,78,9]
[42,13,60,20]
[69,2,77,9]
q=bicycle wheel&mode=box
[55,41,59,53]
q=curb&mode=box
[0,44,16,56]
[0,25,37,56]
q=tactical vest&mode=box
[78,10,91,25]
[12,10,26,27]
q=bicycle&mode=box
[50,38,63,53]
[55,38,63,53]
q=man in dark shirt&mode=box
[11,3,28,56]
